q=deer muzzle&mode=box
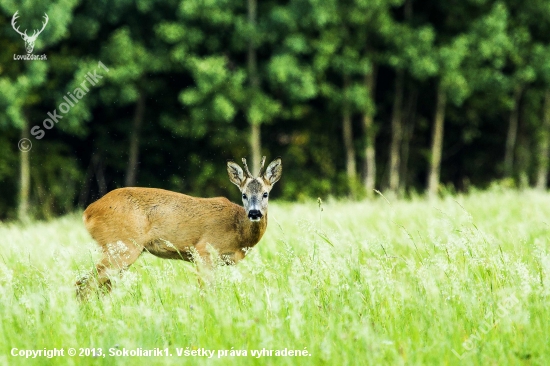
[248,210,262,221]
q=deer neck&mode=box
[241,212,268,248]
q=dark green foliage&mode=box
[0,0,549,219]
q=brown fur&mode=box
[76,157,282,299]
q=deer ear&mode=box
[227,160,245,187]
[264,158,282,185]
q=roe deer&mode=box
[76,156,282,298]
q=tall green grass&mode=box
[1,189,549,365]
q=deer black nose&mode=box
[248,210,262,220]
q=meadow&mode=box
[0,188,549,365]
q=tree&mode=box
[427,80,448,199]
[534,43,550,189]
[388,69,404,194]
[426,1,511,198]
[427,32,471,198]
[500,13,535,179]
[383,1,437,196]
[247,0,261,172]
[291,0,399,197]
[362,65,377,196]
[99,26,167,187]
[536,91,550,189]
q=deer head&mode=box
[11,11,49,54]
[227,156,282,222]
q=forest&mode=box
[1,0,550,220]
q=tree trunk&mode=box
[516,122,530,189]
[343,107,356,181]
[427,82,447,199]
[93,154,107,198]
[536,91,550,190]
[125,91,145,187]
[18,118,30,221]
[388,70,404,194]
[400,85,418,191]
[404,0,413,19]
[34,175,51,219]
[250,124,261,174]
[78,156,95,207]
[343,76,356,191]
[399,0,415,193]
[504,86,522,178]
[248,0,261,173]
[362,64,378,197]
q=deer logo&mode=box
[11,11,49,54]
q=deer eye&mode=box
[263,192,268,199]
[242,194,247,200]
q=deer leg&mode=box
[195,253,215,288]
[76,240,143,300]
[194,241,216,287]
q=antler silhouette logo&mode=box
[11,11,49,54]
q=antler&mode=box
[32,13,48,38]
[11,12,48,39]
[257,156,266,176]
[241,158,254,178]
[11,11,28,37]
